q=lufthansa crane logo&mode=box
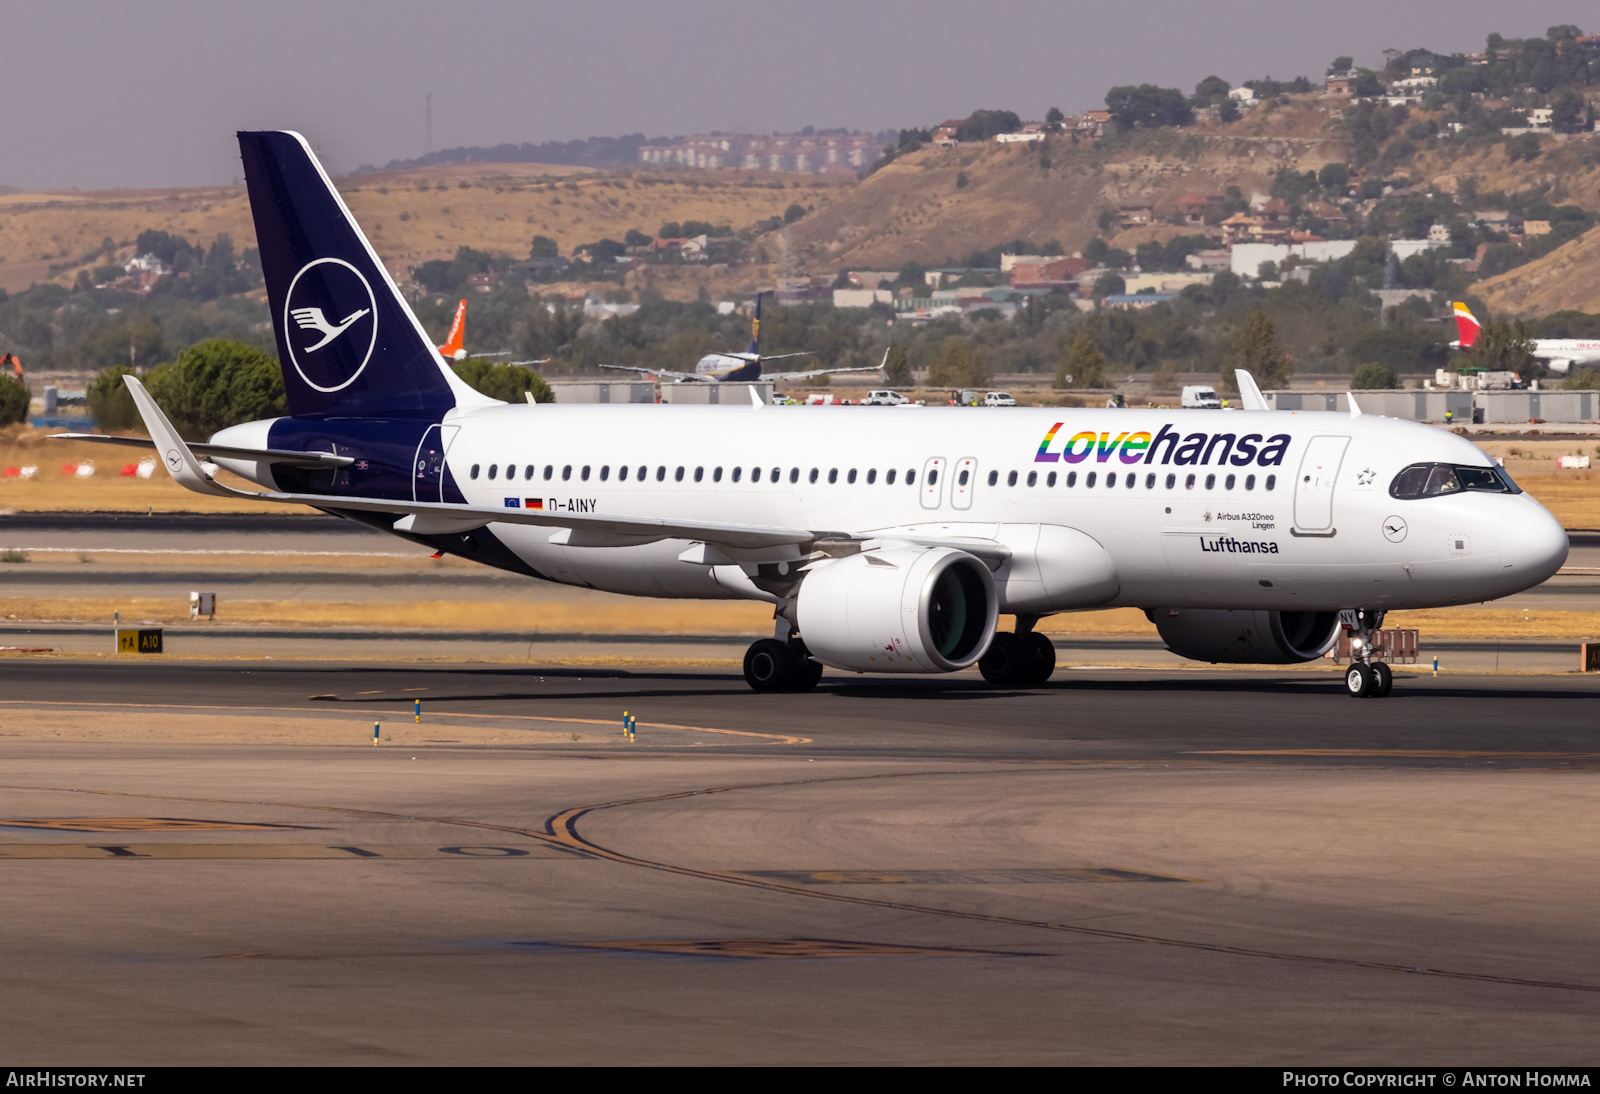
[283,258,378,393]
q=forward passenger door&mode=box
[1293,435,1349,534]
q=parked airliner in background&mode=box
[1451,301,1600,374]
[58,132,1570,699]
[600,292,883,384]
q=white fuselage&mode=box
[301,403,1564,615]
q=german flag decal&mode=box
[526,498,543,510]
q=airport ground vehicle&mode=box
[1182,385,1222,409]
[983,392,1017,407]
[862,390,910,406]
[65,132,1568,698]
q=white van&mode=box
[983,392,1018,407]
[862,390,910,406]
[1181,385,1222,409]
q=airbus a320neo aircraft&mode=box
[62,132,1569,698]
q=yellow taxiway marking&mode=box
[1189,749,1600,759]
[0,699,809,745]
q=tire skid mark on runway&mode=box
[0,699,809,745]
[544,772,1600,997]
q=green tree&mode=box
[956,110,1021,141]
[1472,318,1538,375]
[1318,162,1350,190]
[1551,91,1587,133]
[1225,310,1293,391]
[1329,55,1353,73]
[1104,84,1193,130]
[0,373,28,426]
[529,235,560,258]
[143,339,286,441]
[783,203,806,224]
[955,172,969,189]
[927,338,990,388]
[883,344,913,387]
[451,360,553,403]
[1045,106,1065,125]
[1092,272,1125,298]
[1350,362,1399,389]
[1058,332,1106,389]
[87,365,140,431]
[622,229,651,248]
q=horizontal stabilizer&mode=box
[49,432,353,468]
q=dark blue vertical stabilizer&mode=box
[239,131,467,420]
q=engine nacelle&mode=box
[1150,608,1341,664]
[796,548,998,673]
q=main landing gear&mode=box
[979,616,1056,686]
[743,637,824,693]
[1344,608,1393,698]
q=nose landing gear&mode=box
[1344,609,1394,698]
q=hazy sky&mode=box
[3,1,1592,190]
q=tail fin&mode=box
[747,291,764,355]
[237,131,493,419]
[1452,301,1481,349]
[439,300,467,361]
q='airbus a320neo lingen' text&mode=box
[58,132,1569,698]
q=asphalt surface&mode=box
[1,659,1599,1063]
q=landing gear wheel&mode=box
[788,658,824,693]
[1345,662,1375,698]
[1371,661,1393,697]
[979,632,1028,685]
[1021,632,1056,685]
[744,638,799,692]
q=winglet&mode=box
[879,346,891,372]
[122,375,233,497]
[1233,369,1269,411]
[749,385,764,408]
[1348,392,1363,419]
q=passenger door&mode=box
[950,457,977,510]
[920,456,947,510]
[1293,435,1349,533]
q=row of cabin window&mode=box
[470,463,933,486]
[467,461,1278,493]
[981,468,1277,491]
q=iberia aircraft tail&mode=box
[1451,301,1481,350]
[439,300,467,361]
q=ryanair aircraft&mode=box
[62,132,1569,698]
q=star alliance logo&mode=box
[1356,467,1376,486]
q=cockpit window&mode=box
[1390,462,1521,499]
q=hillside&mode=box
[0,162,850,293]
[788,99,1352,269]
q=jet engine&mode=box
[796,548,997,673]
[1149,608,1341,664]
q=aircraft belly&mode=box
[497,528,731,598]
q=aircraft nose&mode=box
[1501,498,1568,585]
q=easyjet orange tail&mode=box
[439,300,467,361]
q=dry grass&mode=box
[1511,473,1600,529]
[0,595,772,634]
